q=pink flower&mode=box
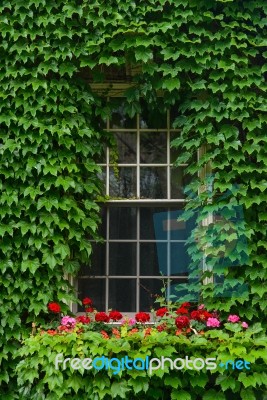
[129,318,136,326]
[241,321,249,329]
[61,316,77,327]
[198,304,205,310]
[206,317,220,328]
[228,315,240,323]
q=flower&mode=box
[128,328,139,336]
[95,312,110,323]
[129,318,136,326]
[175,316,190,329]
[76,316,90,324]
[61,316,76,327]
[47,302,61,313]
[135,312,150,323]
[241,321,249,329]
[85,307,94,313]
[47,329,57,336]
[176,307,189,315]
[112,328,121,338]
[109,310,123,321]
[157,323,167,332]
[82,297,93,306]
[100,330,109,339]
[228,315,240,323]
[190,310,212,321]
[198,304,205,310]
[206,317,220,328]
[181,302,191,308]
[156,307,168,317]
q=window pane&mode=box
[109,167,136,198]
[140,167,167,198]
[110,207,137,239]
[140,132,167,164]
[140,207,169,240]
[170,167,188,199]
[78,278,105,311]
[139,279,163,312]
[97,168,106,196]
[170,242,190,275]
[140,242,167,276]
[168,278,192,302]
[109,243,136,275]
[79,243,106,276]
[170,132,180,164]
[113,132,137,164]
[109,279,136,312]
[139,99,166,129]
[110,98,136,129]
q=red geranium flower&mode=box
[175,316,190,329]
[82,297,93,306]
[156,307,168,317]
[109,310,123,321]
[190,310,212,321]
[135,312,150,323]
[95,312,110,323]
[176,307,189,315]
[47,329,57,336]
[181,302,191,308]
[76,316,91,324]
[157,323,167,332]
[85,307,94,313]
[47,302,61,313]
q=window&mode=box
[77,98,194,313]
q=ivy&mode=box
[1,0,267,397]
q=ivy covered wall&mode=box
[0,0,266,397]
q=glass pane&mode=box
[97,167,106,195]
[139,99,166,129]
[109,167,136,198]
[171,167,190,199]
[95,147,107,164]
[140,132,167,164]
[170,242,190,275]
[168,278,192,302]
[170,132,180,164]
[109,279,136,312]
[170,104,180,127]
[79,243,106,276]
[109,243,136,275]
[139,279,163,312]
[77,278,105,311]
[110,207,137,239]
[140,207,169,240]
[140,167,167,199]
[113,132,137,163]
[110,98,136,129]
[140,242,167,276]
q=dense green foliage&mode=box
[16,326,267,399]
[0,0,266,397]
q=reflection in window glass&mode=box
[140,132,167,164]
[110,207,136,239]
[113,132,137,164]
[140,243,166,276]
[140,207,169,240]
[170,242,190,275]
[78,243,106,276]
[78,279,105,311]
[109,279,136,311]
[171,167,186,199]
[140,167,167,198]
[110,98,136,129]
[109,167,136,198]
[109,243,136,275]
[139,99,166,129]
[140,279,163,312]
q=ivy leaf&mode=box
[162,78,180,91]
